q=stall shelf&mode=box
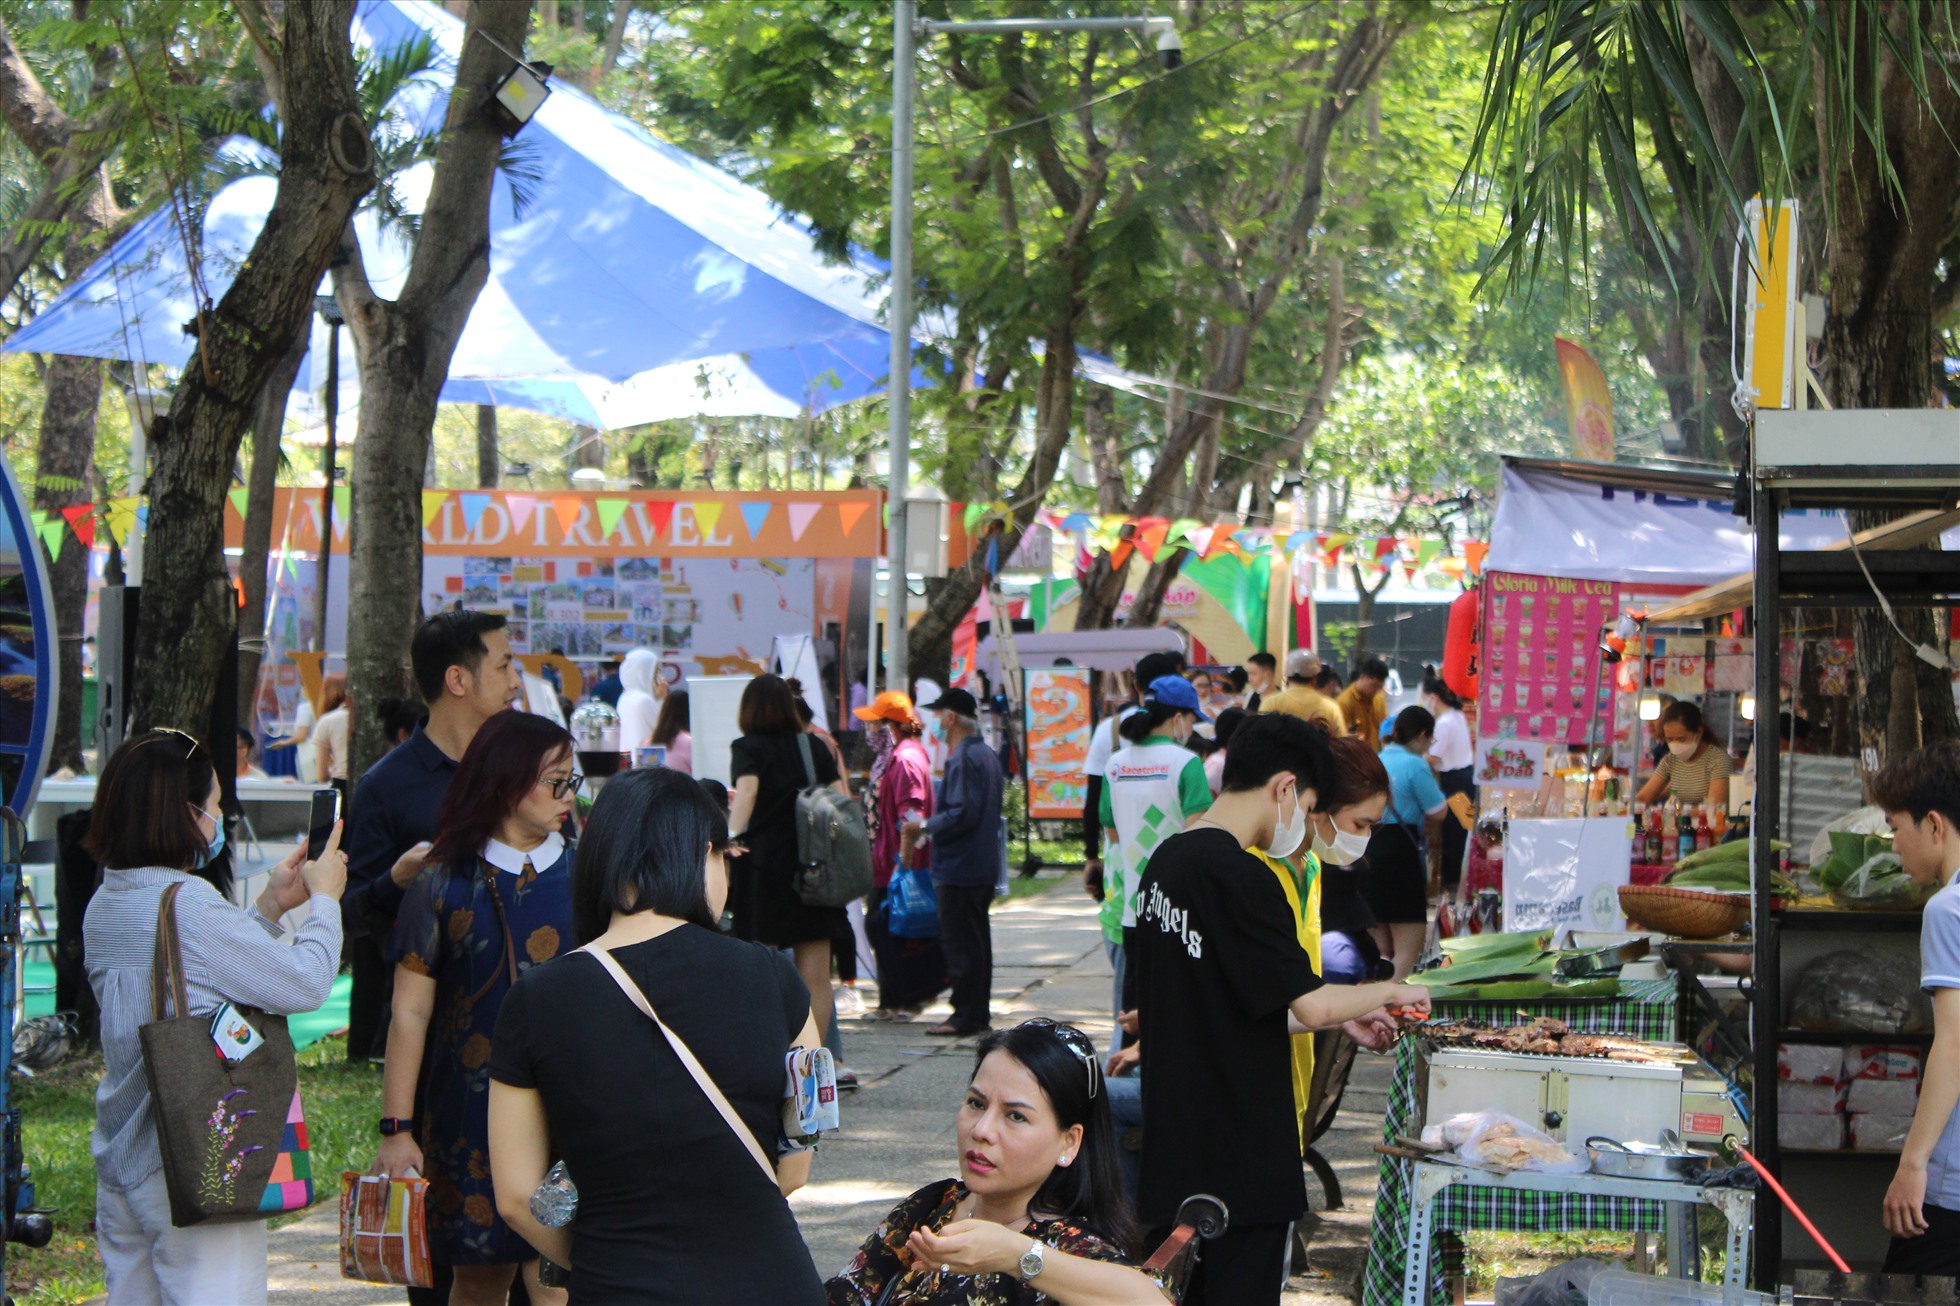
[1747,408,1960,1282]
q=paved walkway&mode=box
[263,881,1393,1303]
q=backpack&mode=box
[792,734,875,907]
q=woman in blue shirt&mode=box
[1360,707,1448,980]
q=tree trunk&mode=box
[341,0,534,786]
[130,1,373,738]
[475,403,498,487]
[589,0,633,89]
[236,336,308,726]
[33,354,100,773]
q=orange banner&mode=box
[1554,337,1615,462]
[224,488,883,559]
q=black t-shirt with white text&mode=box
[1134,826,1324,1226]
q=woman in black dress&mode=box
[488,768,824,1304]
[727,673,852,1041]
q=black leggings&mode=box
[1438,765,1475,891]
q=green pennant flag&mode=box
[228,487,250,519]
[38,519,64,560]
[1416,537,1445,569]
[596,498,631,539]
[332,486,351,525]
[963,502,987,533]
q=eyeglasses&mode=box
[1019,1017,1100,1100]
[542,772,584,799]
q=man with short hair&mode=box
[906,688,1005,1037]
[1875,740,1960,1276]
[1337,656,1391,752]
[1259,647,1348,735]
[1243,651,1277,714]
[342,611,523,1066]
[1135,712,1428,1303]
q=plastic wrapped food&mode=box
[1848,1114,1914,1152]
[1828,851,1932,911]
[1777,1044,1845,1085]
[1777,1081,1845,1114]
[1846,1045,1922,1081]
[1419,1111,1589,1174]
[1847,1078,1920,1115]
[1788,950,1929,1034]
[1780,1113,1845,1151]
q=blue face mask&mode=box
[194,808,225,869]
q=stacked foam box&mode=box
[1775,1044,1922,1151]
[1844,1044,1921,1152]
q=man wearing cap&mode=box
[1259,647,1349,736]
[854,691,942,1018]
[904,688,1005,1036]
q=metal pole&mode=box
[922,15,1172,34]
[885,0,916,696]
[316,320,337,654]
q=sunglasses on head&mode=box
[1018,1017,1100,1100]
[138,727,204,761]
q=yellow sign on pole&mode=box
[1742,198,1801,411]
[1554,338,1615,461]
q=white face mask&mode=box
[1311,814,1372,865]
[1667,739,1697,759]
[1268,785,1308,860]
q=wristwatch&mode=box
[377,1117,415,1137]
[1019,1239,1046,1281]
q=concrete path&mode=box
[263,880,1393,1304]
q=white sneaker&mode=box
[834,985,866,1019]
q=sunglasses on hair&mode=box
[1018,1017,1100,1100]
[139,727,204,761]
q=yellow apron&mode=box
[1251,847,1322,1151]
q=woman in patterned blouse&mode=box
[828,1021,1172,1306]
[376,711,580,1305]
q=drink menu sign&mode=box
[1479,571,1617,745]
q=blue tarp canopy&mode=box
[2,0,918,427]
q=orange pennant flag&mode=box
[838,501,870,537]
[551,496,584,537]
[1465,540,1489,576]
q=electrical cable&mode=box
[1842,517,1955,671]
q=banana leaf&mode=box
[1429,978,1622,1002]
[1438,930,1551,960]
[1412,949,1561,987]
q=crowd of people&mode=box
[118,608,1946,1304]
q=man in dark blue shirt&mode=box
[342,610,523,1066]
[906,688,1004,1036]
[588,654,625,707]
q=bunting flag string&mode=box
[1029,505,1479,586]
[596,497,632,540]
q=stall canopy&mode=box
[1483,458,1848,588]
[2,0,923,427]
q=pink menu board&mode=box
[1479,571,1617,744]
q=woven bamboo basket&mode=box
[1618,885,1750,939]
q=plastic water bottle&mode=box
[530,1161,578,1228]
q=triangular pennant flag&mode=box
[1136,520,1169,562]
[1187,526,1214,557]
[1374,536,1398,560]
[135,504,149,531]
[596,498,631,539]
[1165,518,1200,547]
[332,486,351,527]
[647,500,675,540]
[228,487,250,519]
[692,501,724,539]
[786,502,822,542]
[1417,537,1445,569]
[551,496,584,537]
[61,503,95,550]
[27,510,44,533]
[38,519,63,560]
[1403,562,1419,582]
[962,502,987,534]
[421,491,447,528]
[738,500,772,541]
[837,501,870,537]
[1060,511,1092,535]
[506,494,537,533]
[1108,541,1133,571]
[1465,540,1489,576]
[459,493,492,534]
[105,497,139,547]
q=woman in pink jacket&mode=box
[855,692,944,1019]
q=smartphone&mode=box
[306,788,341,859]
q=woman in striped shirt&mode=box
[1635,701,1732,809]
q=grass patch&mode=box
[1001,869,1075,901]
[5,1039,384,1306]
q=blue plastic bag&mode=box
[887,862,939,939]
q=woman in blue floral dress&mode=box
[378,711,580,1304]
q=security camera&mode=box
[1154,23,1182,70]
